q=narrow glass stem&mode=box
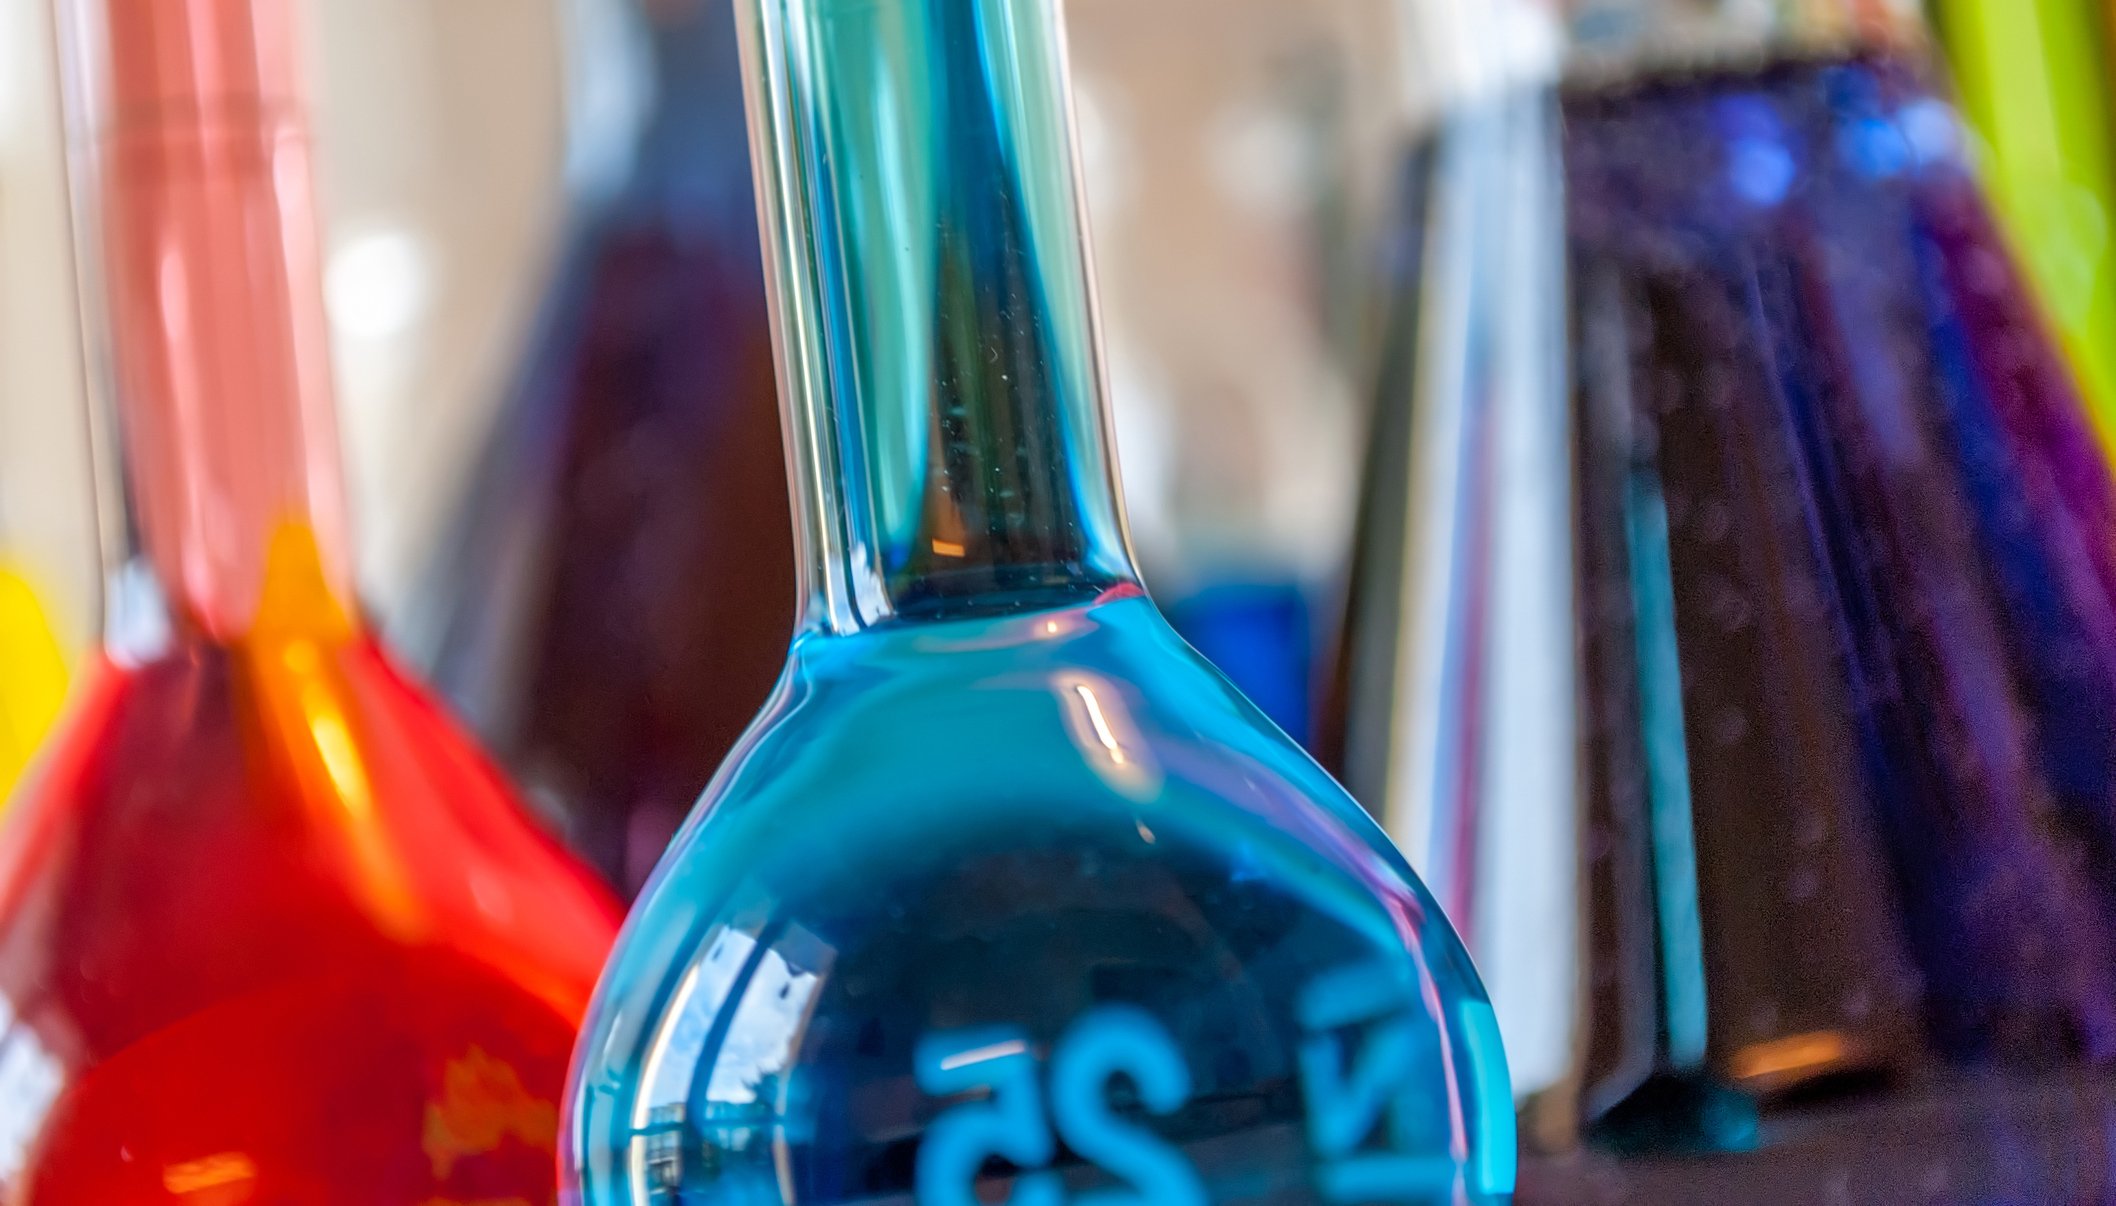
[58,0,357,649]
[737,0,1138,634]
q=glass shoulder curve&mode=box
[566,596,1513,1204]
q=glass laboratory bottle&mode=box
[1331,0,2116,1197]
[0,0,623,1197]
[399,0,790,897]
[562,0,1515,1202]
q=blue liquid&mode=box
[564,590,1513,1204]
[1168,582,1318,750]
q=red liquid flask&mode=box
[0,0,622,1197]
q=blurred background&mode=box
[13,0,2116,1195]
[0,0,1410,891]
[0,0,1400,663]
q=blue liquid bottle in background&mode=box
[399,0,791,896]
[561,0,1514,1201]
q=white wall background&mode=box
[0,0,568,654]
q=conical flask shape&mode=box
[400,0,791,897]
[0,0,621,1194]
[1330,0,2116,1196]
[563,0,1514,1201]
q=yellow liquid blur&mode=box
[0,564,69,800]
[1938,0,2116,452]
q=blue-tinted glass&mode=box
[567,593,1512,1202]
[562,0,1514,1200]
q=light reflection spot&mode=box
[938,1038,1028,1072]
[162,1152,257,1195]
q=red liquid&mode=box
[0,574,620,1200]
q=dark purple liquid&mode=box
[1567,48,2116,1139]
[404,0,792,897]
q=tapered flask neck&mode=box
[738,0,1139,636]
[58,0,359,652]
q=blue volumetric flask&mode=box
[560,0,1515,1202]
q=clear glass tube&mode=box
[743,0,1136,630]
[57,0,355,648]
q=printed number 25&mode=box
[914,1005,1206,1206]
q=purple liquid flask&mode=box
[398,0,791,896]
[1329,0,2116,1198]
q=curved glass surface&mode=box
[567,593,1513,1204]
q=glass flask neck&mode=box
[58,0,360,654]
[1563,0,1927,78]
[737,0,1140,636]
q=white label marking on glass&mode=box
[1298,961,1459,1201]
[914,1007,1201,1206]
